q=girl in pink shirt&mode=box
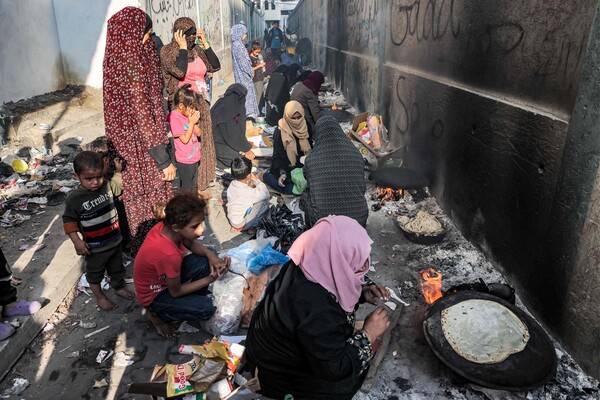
[168,85,203,191]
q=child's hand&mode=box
[245,150,256,160]
[113,158,123,173]
[278,174,287,187]
[73,239,91,256]
[189,110,201,125]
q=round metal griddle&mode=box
[369,167,429,190]
[423,290,557,391]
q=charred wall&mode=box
[289,0,600,378]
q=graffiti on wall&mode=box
[149,0,198,43]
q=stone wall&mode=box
[289,0,600,378]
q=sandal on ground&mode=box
[3,300,42,318]
[0,323,16,341]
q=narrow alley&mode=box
[0,1,599,399]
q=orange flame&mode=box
[420,268,443,304]
[331,103,343,110]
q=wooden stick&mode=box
[360,307,404,393]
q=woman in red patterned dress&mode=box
[103,7,175,255]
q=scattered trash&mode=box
[92,379,109,388]
[84,324,110,339]
[58,345,72,353]
[18,243,46,252]
[369,265,376,272]
[178,321,200,333]
[79,321,97,329]
[78,275,110,291]
[217,79,225,86]
[96,349,114,364]
[113,351,134,367]
[39,123,53,130]
[67,351,80,358]
[392,244,401,252]
[387,287,410,307]
[43,323,54,332]
[8,320,20,328]
[385,301,398,311]
[393,351,398,357]
[1,377,29,397]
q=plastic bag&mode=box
[257,204,305,254]
[248,244,289,275]
[205,274,247,335]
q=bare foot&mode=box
[147,311,178,338]
[114,287,134,300]
[96,296,118,311]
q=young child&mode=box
[250,42,266,106]
[133,193,230,338]
[226,157,271,232]
[63,151,133,311]
[86,136,131,249]
[168,84,202,192]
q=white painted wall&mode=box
[53,0,141,88]
[0,0,64,104]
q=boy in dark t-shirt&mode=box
[63,151,134,310]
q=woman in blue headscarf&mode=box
[231,24,260,119]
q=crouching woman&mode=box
[133,193,230,337]
[244,215,391,400]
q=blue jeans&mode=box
[263,172,294,194]
[148,254,216,322]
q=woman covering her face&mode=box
[161,17,221,194]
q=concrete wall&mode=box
[0,0,65,104]
[0,0,263,105]
[53,0,141,88]
[289,0,600,378]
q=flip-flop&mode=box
[0,323,15,341]
[3,300,42,317]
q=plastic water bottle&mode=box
[258,53,266,73]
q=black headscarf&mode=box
[212,83,247,126]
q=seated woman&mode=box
[290,70,325,130]
[264,66,291,126]
[263,101,312,194]
[301,116,369,228]
[133,193,230,338]
[211,84,256,169]
[244,215,391,400]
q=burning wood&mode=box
[420,268,443,304]
[374,186,403,203]
[331,103,344,110]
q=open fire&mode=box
[374,186,404,203]
[420,268,443,304]
[331,103,344,110]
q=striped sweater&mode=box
[62,174,123,253]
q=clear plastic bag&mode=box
[205,274,247,335]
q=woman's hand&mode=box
[362,284,390,305]
[189,110,201,125]
[162,163,177,181]
[362,307,391,343]
[175,29,187,49]
[197,28,209,48]
[245,151,256,160]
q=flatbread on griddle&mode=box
[441,299,530,364]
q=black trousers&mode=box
[175,161,199,192]
[0,248,17,306]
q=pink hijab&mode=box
[288,215,373,312]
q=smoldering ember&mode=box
[0,0,599,399]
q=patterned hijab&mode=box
[278,100,311,167]
[103,6,166,154]
[288,215,372,313]
[303,71,325,95]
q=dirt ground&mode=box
[0,77,598,400]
